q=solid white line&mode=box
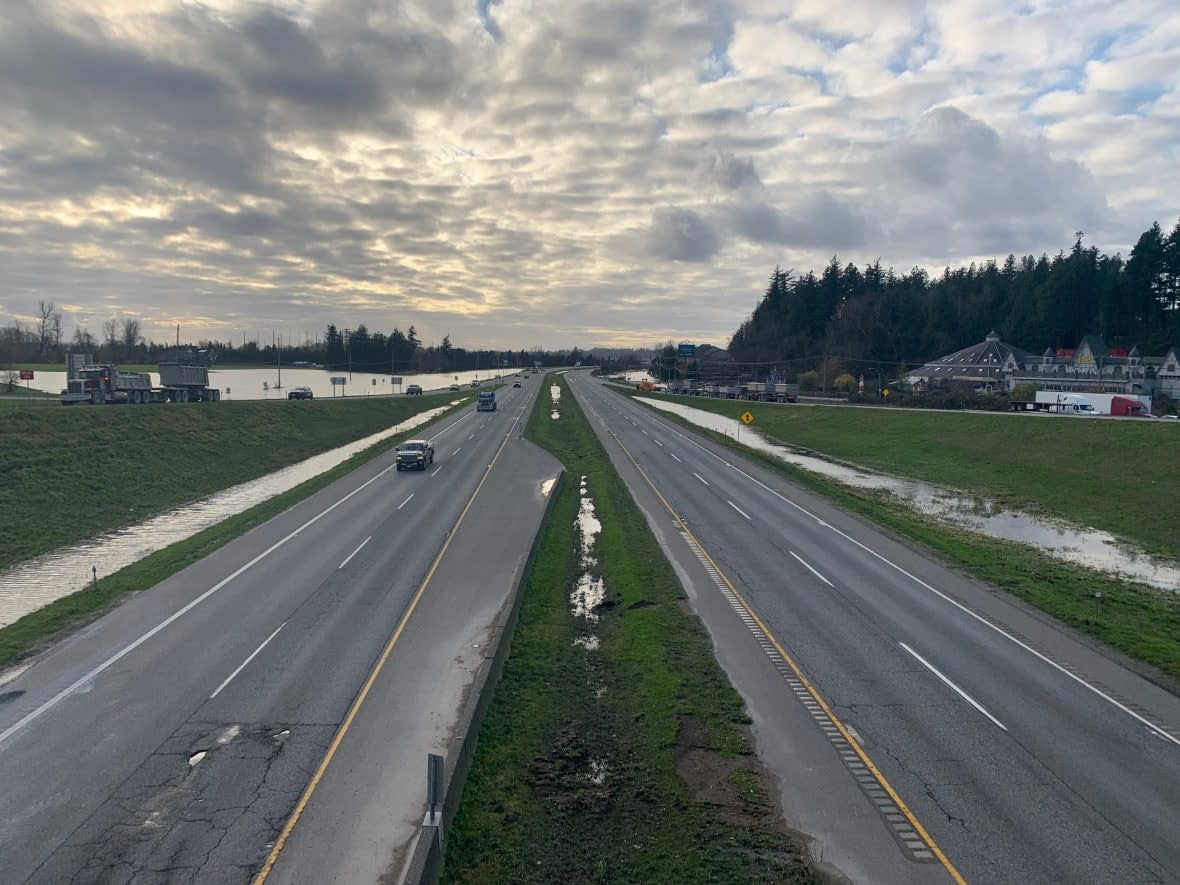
[398,493,415,510]
[626,400,1180,748]
[669,452,682,462]
[338,536,370,569]
[789,551,834,587]
[209,623,285,699]
[727,501,751,520]
[0,462,398,747]
[900,642,1007,731]
[692,472,709,486]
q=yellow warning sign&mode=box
[740,411,754,425]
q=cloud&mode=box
[727,194,869,249]
[0,0,1175,350]
[876,106,1107,255]
[646,208,722,262]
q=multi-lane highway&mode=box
[566,371,1180,884]
[0,378,560,884]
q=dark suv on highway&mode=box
[395,439,434,471]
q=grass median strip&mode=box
[624,392,1180,686]
[442,375,818,885]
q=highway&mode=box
[566,371,1180,884]
[0,377,559,884]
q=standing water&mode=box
[640,398,1180,592]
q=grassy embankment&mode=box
[442,375,818,885]
[628,391,1180,682]
[0,384,57,401]
[0,393,466,666]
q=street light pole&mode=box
[869,367,881,397]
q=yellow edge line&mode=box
[253,409,524,884]
[590,399,968,885]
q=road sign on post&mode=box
[740,411,754,425]
[18,370,34,380]
[678,343,696,359]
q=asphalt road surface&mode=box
[567,371,1180,885]
[0,378,558,884]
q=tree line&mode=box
[728,219,1180,379]
[0,308,617,375]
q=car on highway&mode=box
[449,383,461,391]
[405,384,423,395]
[513,380,521,388]
[287,386,314,400]
[469,380,480,388]
[395,439,434,470]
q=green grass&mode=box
[0,394,469,665]
[442,375,817,885]
[633,393,1180,555]
[629,393,1180,684]
[0,435,403,667]
[0,394,464,573]
[0,384,57,401]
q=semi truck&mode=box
[1010,391,1151,416]
[1110,395,1151,417]
[477,390,497,412]
[60,355,220,404]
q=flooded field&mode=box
[17,366,523,402]
[0,406,454,628]
[641,398,1180,592]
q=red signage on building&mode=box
[18,370,34,380]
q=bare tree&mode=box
[121,318,142,361]
[103,318,121,360]
[36,301,63,361]
[72,326,97,353]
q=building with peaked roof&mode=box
[906,331,1029,391]
[1012,335,1150,395]
[1157,346,1180,398]
[907,330,1164,396]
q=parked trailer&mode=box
[60,360,220,405]
[158,362,220,402]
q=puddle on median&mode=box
[572,476,606,620]
[551,383,561,420]
[640,399,1180,592]
[0,405,455,629]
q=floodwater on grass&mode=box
[550,383,561,420]
[0,405,455,629]
[572,476,606,645]
[641,398,1180,592]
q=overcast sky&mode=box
[1,0,1177,351]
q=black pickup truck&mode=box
[395,439,435,471]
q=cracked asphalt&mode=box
[0,381,557,884]
[32,722,333,885]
